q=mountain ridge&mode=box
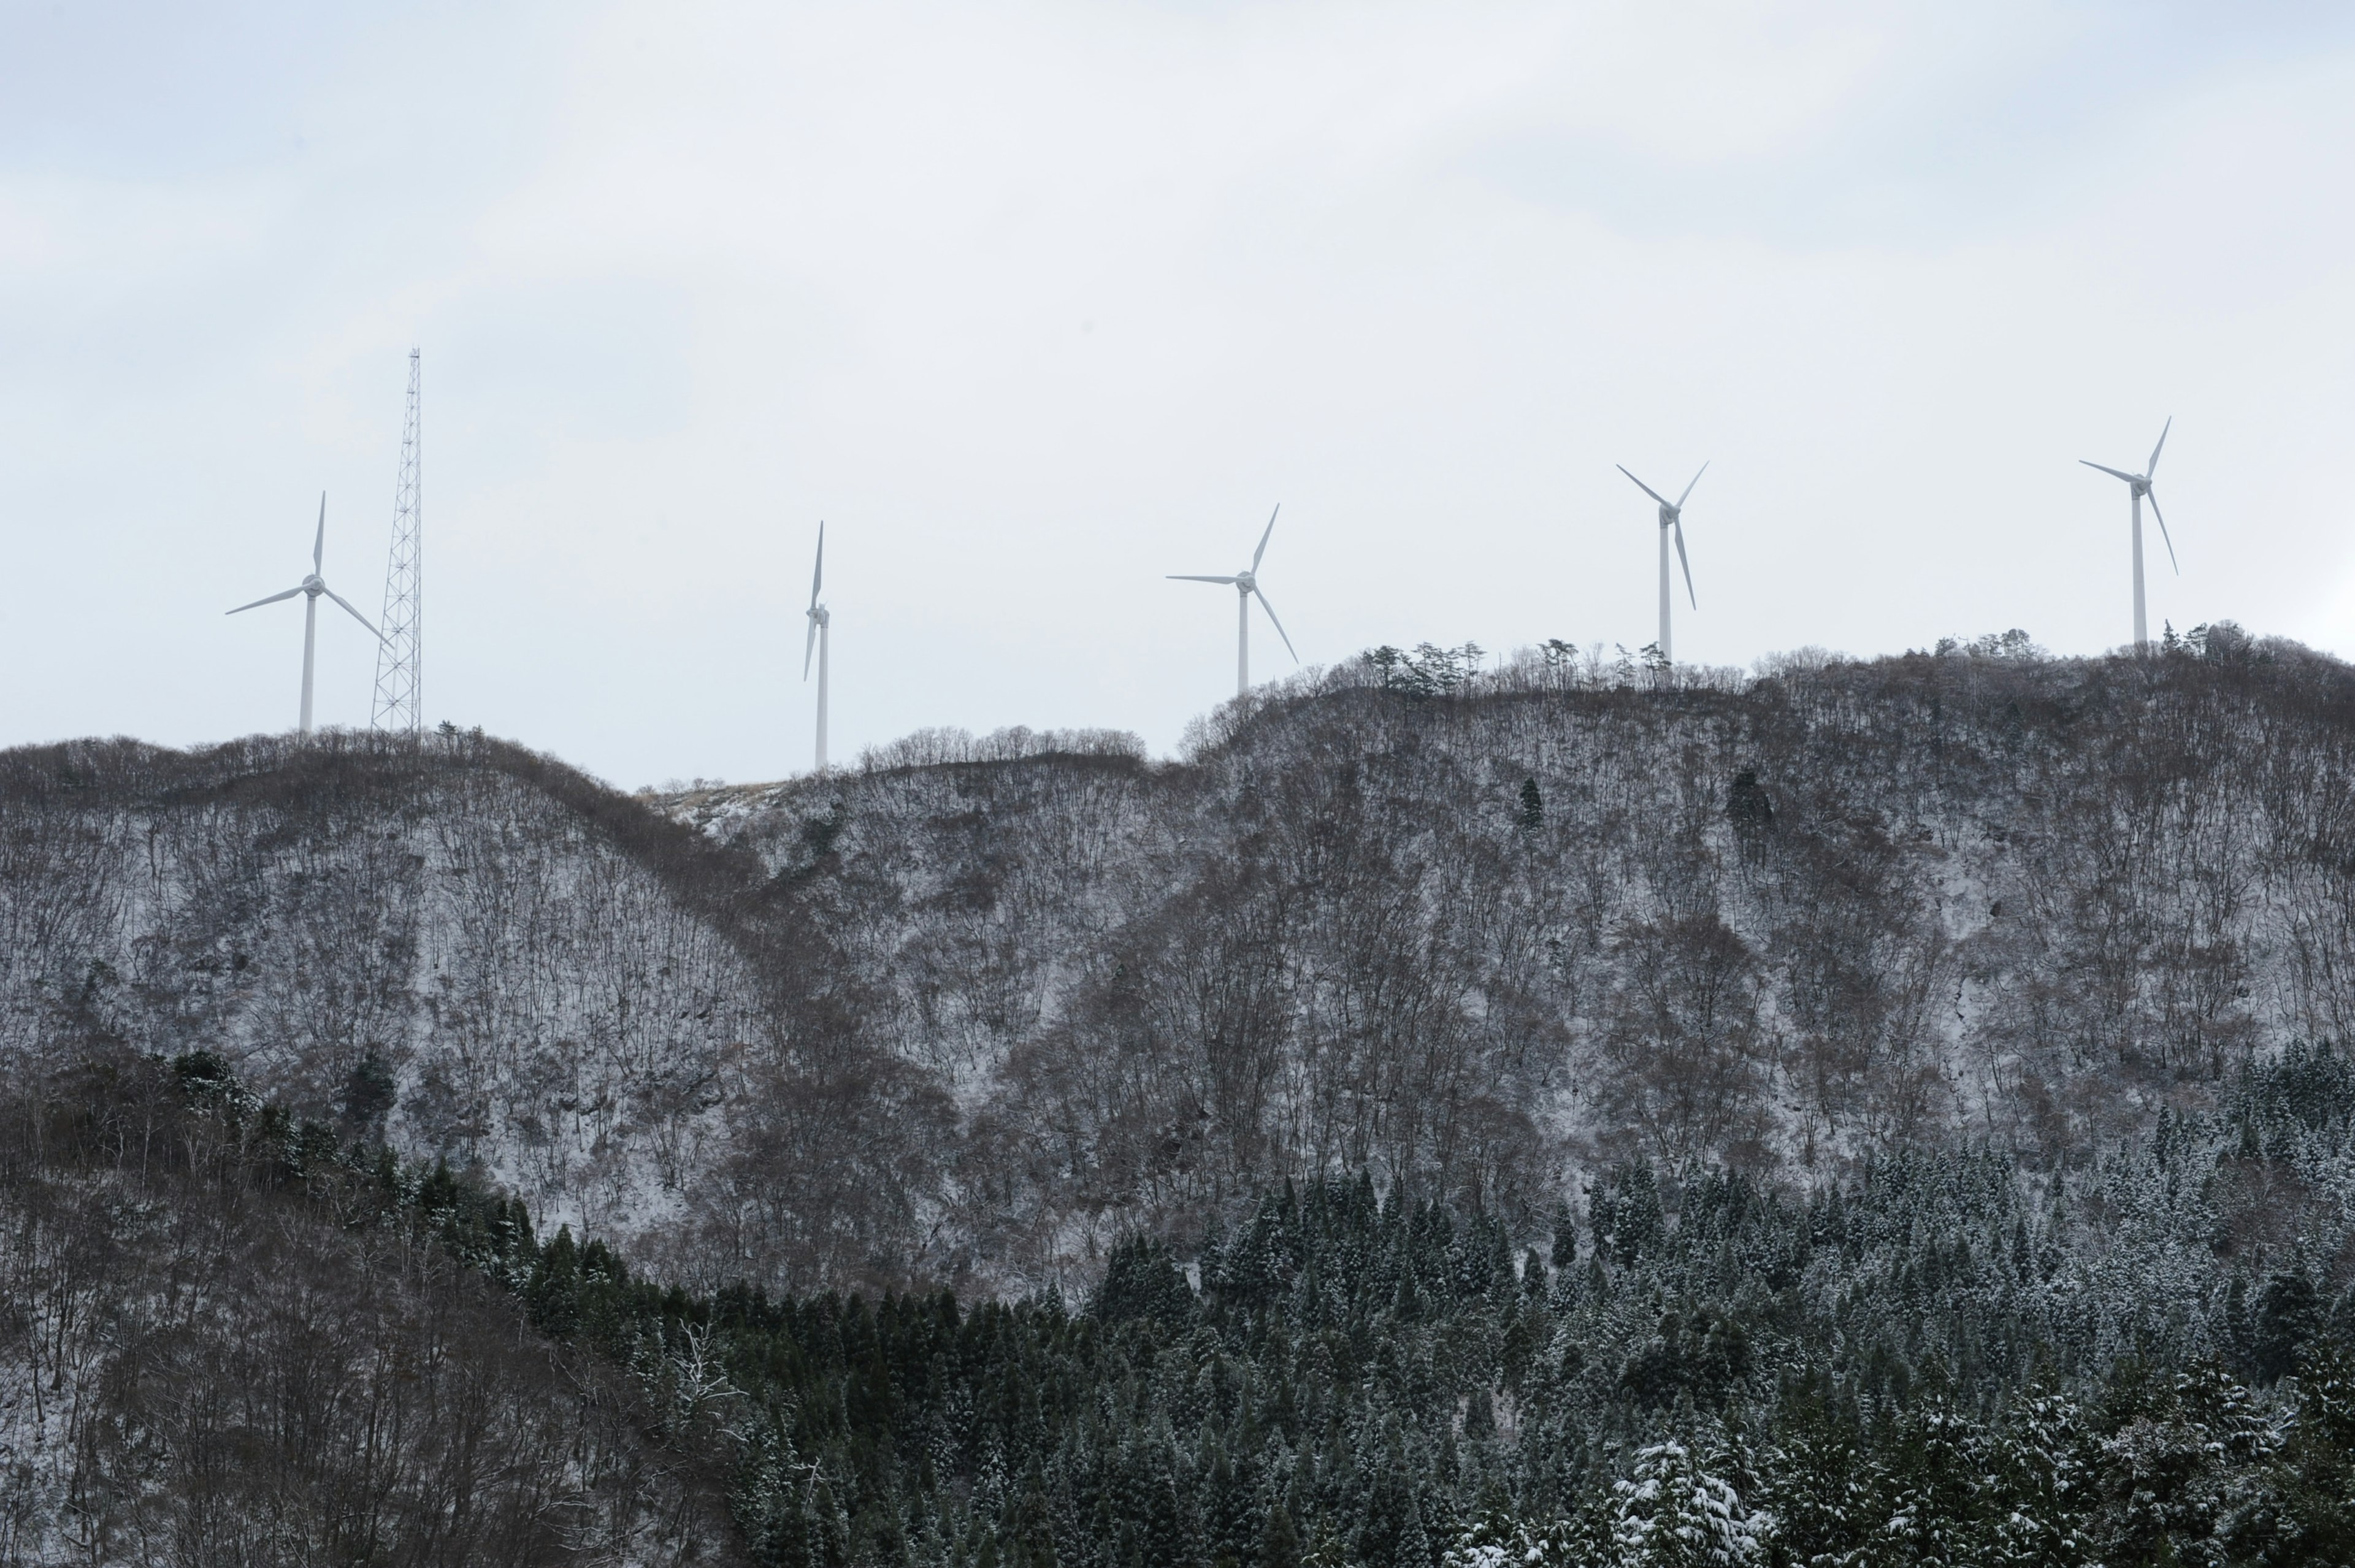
[4,631,2352,1295]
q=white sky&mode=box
[4,1,2352,788]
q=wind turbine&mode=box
[2080,418,2178,652]
[226,493,386,736]
[803,522,830,771]
[1169,504,1298,697]
[1617,463,1704,661]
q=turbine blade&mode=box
[313,492,326,572]
[1674,519,1696,610]
[2080,460,2139,483]
[2148,416,2172,476]
[810,521,824,611]
[1168,574,1239,584]
[226,586,305,614]
[804,613,818,679]
[1252,504,1279,572]
[2148,489,2179,573]
[1617,465,1672,510]
[324,586,388,643]
[1252,586,1300,663]
[1677,462,1709,508]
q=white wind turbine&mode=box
[1169,505,1298,698]
[803,522,830,771]
[2080,418,2178,652]
[226,493,386,736]
[1617,463,1705,661]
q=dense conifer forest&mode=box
[13,1043,2355,1564]
[9,629,2355,1561]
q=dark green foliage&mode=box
[36,1046,2355,1564]
[171,1047,233,1092]
[1516,777,1543,830]
[1258,1503,1301,1568]
[340,1048,397,1131]
[1588,1164,1663,1267]
[2243,1040,2355,1134]
[527,1223,584,1337]
[2254,1271,2324,1386]
[1092,1234,1197,1327]
[1361,642,1485,698]
[1616,1306,1751,1411]
[800,798,848,860]
[1548,1199,1577,1270]
[1725,768,1772,836]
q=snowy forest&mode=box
[9,626,2355,1562]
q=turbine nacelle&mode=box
[1168,504,1298,695]
[224,492,385,737]
[803,520,829,681]
[802,521,832,771]
[224,496,382,640]
[1618,462,1704,616]
[2080,418,2178,579]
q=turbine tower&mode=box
[2080,418,2178,652]
[372,348,423,733]
[803,522,830,771]
[1617,464,1704,662]
[228,494,387,736]
[1169,504,1297,697]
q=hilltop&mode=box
[4,627,2351,1293]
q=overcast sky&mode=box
[4,1,2352,787]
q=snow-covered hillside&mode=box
[4,631,2351,1294]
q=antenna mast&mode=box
[372,348,423,733]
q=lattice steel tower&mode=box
[372,348,423,733]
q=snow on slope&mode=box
[4,637,2353,1296]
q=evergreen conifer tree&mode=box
[1610,1439,1768,1566]
[526,1222,582,1336]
